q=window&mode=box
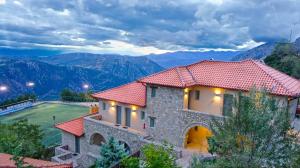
[195,90,200,100]
[149,117,155,127]
[141,111,145,120]
[223,94,233,116]
[102,102,106,110]
[150,86,157,97]
[125,108,131,127]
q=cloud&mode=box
[0,0,5,5]
[0,0,299,55]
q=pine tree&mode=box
[202,89,300,168]
[96,137,127,168]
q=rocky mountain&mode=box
[231,42,277,61]
[231,37,300,61]
[146,51,240,68]
[36,53,162,81]
[0,55,163,101]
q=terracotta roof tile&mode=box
[0,153,72,168]
[55,117,84,137]
[92,82,146,106]
[139,60,300,97]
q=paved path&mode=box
[176,149,213,168]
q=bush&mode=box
[141,143,179,168]
[121,157,140,168]
[60,88,96,102]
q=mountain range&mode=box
[0,54,163,101]
[146,51,240,68]
[1,37,299,101]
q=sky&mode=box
[0,0,300,56]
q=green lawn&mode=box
[0,103,88,147]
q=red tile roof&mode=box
[55,117,84,137]
[92,82,146,106]
[139,60,300,97]
[0,153,72,168]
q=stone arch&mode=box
[118,140,131,154]
[90,132,106,146]
[181,122,212,153]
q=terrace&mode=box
[86,114,147,137]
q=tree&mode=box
[265,43,300,79]
[203,89,300,168]
[96,137,127,168]
[141,143,179,168]
[0,120,47,159]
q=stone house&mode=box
[53,60,300,167]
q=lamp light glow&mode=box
[26,82,35,87]
[0,85,7,92]
[83,84,89,89]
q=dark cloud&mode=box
[0,0,299,55]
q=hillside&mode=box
[231,42,276,61]
[0,56,163,101]
[232,37,300,61]
[264,43,300,79]
[146,51,240,68]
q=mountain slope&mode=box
[145,51,240,68]
[37,53,163,82]
[231,42,276,61]
[231,37,300,61]
[0,55,163,101]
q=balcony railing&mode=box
[182,108,224,119]
[86,114,147,137]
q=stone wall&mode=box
[61,131,75,152]
[145,85,185,146]
[144,85,221,147]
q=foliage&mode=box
[121,157,140,168]
[141,142,179,168]
[0,119,47,159]
[188,155,216,168]
[11,143,34,168]
[96,137,127,168]
[265,43,300,79]
[0,93,36,107]
[204,89,300,168]
[60,88,96,102]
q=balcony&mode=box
[51,145,79,167]
[86,114,147,137]
[182,108,224,119]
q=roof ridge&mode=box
[185,66,197,84]
[251,60,293,95]
[175,67,186,87]
[186,59,246,68]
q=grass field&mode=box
[0,103,88,147]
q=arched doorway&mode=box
[184,126,212,153]
[90,133,106,146]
